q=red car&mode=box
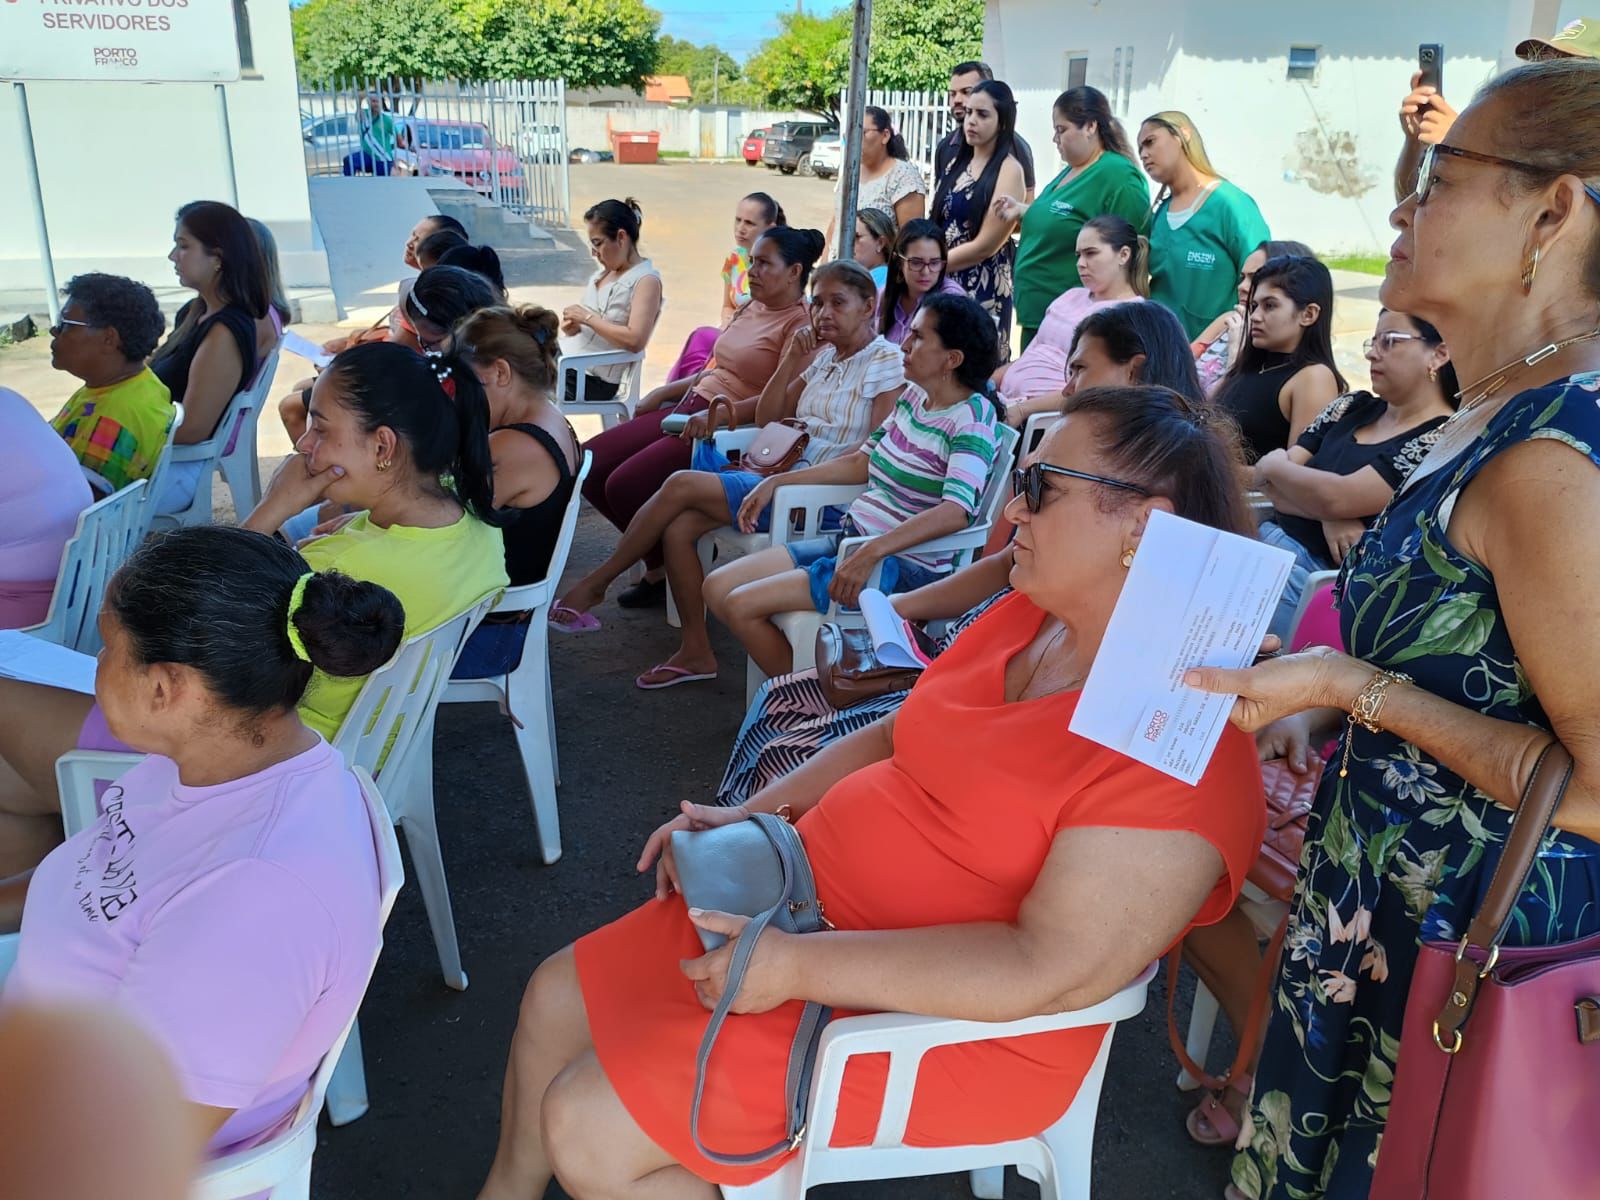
[397,118,525,196]
[742,128,770,166]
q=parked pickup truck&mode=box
[761,119,837,176]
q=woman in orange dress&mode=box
[475,385,1268,1200]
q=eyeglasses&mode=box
[898,255,945,272]
[394,308,447,354]
[1012,462,1150,513]
[49,318,94,336]
[1415,141,1600,208]
[1363,332,1426,355]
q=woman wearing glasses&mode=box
[474,384,1266,1200]
[877,218,965,345]
[1181,59,1600,1200]
[716,299,1207,809]
[1250,310,1456,640]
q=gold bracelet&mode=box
[1340,669,1412,778]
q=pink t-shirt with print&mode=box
[3,739,386,1156]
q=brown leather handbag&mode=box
[1371,742,1600,1199]
[814,622,934,709]
[706,396,810,477]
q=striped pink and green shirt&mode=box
[847,386,1001,570]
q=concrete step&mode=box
[425,186,555,250]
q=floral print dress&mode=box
[936,172,1014,359]
[1233,373,1600,1199]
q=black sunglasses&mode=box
[1012,462,1150,512]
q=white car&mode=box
[809,133,842,179]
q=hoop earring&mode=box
[1521,245,1541,294]
[1121,547,1136,569]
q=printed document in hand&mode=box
[1069,510,1294,785]
[858,589,933,668]
[281,330,334,370]
[0,630,98,695]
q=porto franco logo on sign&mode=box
[94,46,139,67]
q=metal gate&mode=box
[297,78,570,226]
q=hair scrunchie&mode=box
[432,358,458,399]
[285,571,315,663]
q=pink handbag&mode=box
[1370,743,1600,1198]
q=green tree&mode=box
[868,0,983,93]
[655,34,753,104]
[741,0,982,115]
[292,0,661,89]
[744,10,852,118]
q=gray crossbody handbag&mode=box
[671,811,832,1165]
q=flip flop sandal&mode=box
[635,663,717,690]
[548,605,601,634]
[1186,1074,1251,1148]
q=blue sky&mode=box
[653,0,807,59]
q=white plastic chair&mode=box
[674,427,867,629]
[331,591,500,993]
[152,347,280,527]
[1020,411,1057,459]
[754,424,1021,702]
[24,479,151,655]
[440,454,592,866]
[559,349,645,431]
[724,962,1157,1200]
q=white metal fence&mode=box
[297,78,570,226]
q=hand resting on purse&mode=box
[636,800,750,901]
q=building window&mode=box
[1065,54,1089,90]
[1287,45,1320,83]
[233,0,259,77]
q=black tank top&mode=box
[150,304,259,433]
[498,421,579,586]
[1219,350,1295,463]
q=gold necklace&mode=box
[1018,624,1072,699]
[1450,326,1600,416]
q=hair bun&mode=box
[799,228,826,264]
[293,572,405,677]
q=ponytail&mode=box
[324,341,504,527]
[744,191,786,228]
[436,243,507,299]
[1082,214,1151,298]
[430,348,501,526]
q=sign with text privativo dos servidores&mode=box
[0,0,239,82]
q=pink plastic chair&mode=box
[1287,571,1342,653]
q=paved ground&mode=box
[0,161,1378,1199]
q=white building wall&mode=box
[983,0,1560,255]
[564,107,817,159]
[0,0,327,293]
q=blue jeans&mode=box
[784,530,944,614]
[1259,520,1326,643]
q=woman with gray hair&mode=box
[1186,57,1600,1199]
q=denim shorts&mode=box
[785,529,944,613]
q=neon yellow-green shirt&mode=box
[51,368,175,494]
[297,510,508,740]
